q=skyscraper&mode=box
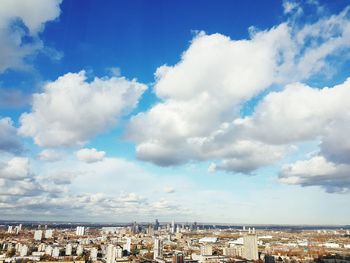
[65,243,72,256]
[153,238,163,259]
[106,244,116,263]
[34,230,43,241]
[76,226,85,236]
[124,237,131,253]
[243,228,258,260]
[154,219,160,230]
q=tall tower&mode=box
[243,228,258,260]
[106,244,116,263]
[153,238,163,259]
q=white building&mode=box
[153,238,163,259]
[65,243,72,256]
[20,245,28,257]
[200,245,213,256]
[116,246,123,258]
[90,247,98,261]
[106,244,116,263]
[76,245,83,256]
[223,246,244,257]
[34,230,43,241]
[7,226,13,233]
[52,247,60,257]
[45,245,53,256]
[45,229,53,239]
[124,237,131,253]
[76,226,85,236]
[38,243,46,252]
[243,228,258,260]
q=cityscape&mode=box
[1,1,350,263]
[1,221,350,263]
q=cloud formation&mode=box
[19,71,147,147]
[0,117,22,154]
[127,7,350,178]
[0,0,62,72]
[76,148,106,163]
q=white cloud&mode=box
[76,148,106,163]
[128,8,350,173]
[37,149,63,162]
[279,156,350,193]
[0,117,22,154]
[19,71,147,147]
[0,157,30,180]
[0,0,62,72]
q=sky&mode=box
[1,0,350,225]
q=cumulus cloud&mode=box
[0,0,62,72]
[0,117,22,154]
[0,157,30,180]
[76,148,106,163]
[279,156,350,193]
[127,8,350,174]
[19,71,147,147]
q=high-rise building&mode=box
[76,245,83,256]
[65,243,72,256]
[124,237,131,253]
[106,244,116,263]
[7,226,13,233]
[45,245,53,255]
[90,247,98,261]
[20,245,28,257]
[243,228,258,260]
[171,220,175,234]
[52,247,60,257]
[116,246,123,258]
[153,238,163,259]
[38,243,46,252]
[45,229,53,239]
[154,219,160,230]
[34,230,43,241]
[173,252,184,263]
[76,226,85,236]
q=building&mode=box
[243,228,258,260]
[76,226,85,236]
[223,246,244,257]
[66,244,72,256]
[76,245,83,256]
[90,247,98,261]
[45,229,53,239]
[7,226,13,233]
[52,247,60,257]
[20,245,28,257]
[154,238,163,259]
[154,219,160,230]
[106,244,116,263]
[200,245,213,256]
[124,237,131,253]
[173,252,184,263]
[116,246,123,258]
[45,245,53,255]
[34,230,43,241]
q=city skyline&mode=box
[1,0,350,224]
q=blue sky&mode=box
[1,0,350,224]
